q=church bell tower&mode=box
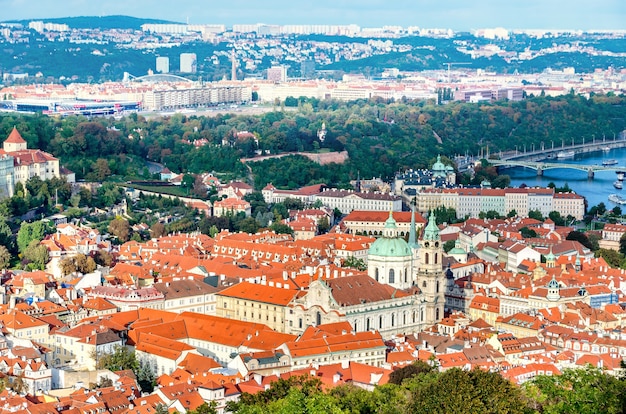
[416,212,445,325]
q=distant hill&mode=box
[4,15,178,30]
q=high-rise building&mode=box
[156,57,170,74]
[267,65,287,83]
[300,60,316,79]
[180,53,197,73]
[231,50,237,81]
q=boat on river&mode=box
[602,159,619,166]
[614,180,623,189]
[609,194,626,204]
[556,150,575,159]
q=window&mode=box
[389,269,395,284]
[375,268,379,281]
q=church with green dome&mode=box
[367,211,414,290]
[367,208,446,325]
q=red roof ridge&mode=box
[5,127,26,144]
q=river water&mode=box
[506,147,626,209]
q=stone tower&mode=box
[416,212,445,325]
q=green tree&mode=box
[388,360,434,385]
[137,361,156,394]
[520,227,538,238]
[187,402,218,414]
[586,232,600,251]
[567,230,593,250]
[433,206,458,225]
[317,216,330,234]
[595,248,623,268]
[22,240,49,270]
[93,158,111,181]
[526,366,626,414]
[528,209,544,221]
[548,211,566,226]
[409,368,532,414]
[270,222,294,235]
[0,215,14,252]
[17,220,53,253]
[620,233,626,256]
[96,345,139,372]
[0,245,11,270]
[443,239,456,253]
[236,217,260,234]
[491,174,511,189]
[244,192,268,217]
[479,210,503,220]
[342,256,367,271]
[181,174,195,194]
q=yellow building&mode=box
[216,281,300,333]
[468,295,500,326]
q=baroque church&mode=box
[367,208,445,326]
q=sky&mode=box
[0,0,625,31]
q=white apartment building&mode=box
[417,187,584,220]
[314,189,402,214]
[156,56,170,73]
[180,53,197,73]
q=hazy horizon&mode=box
[1,0,625,31]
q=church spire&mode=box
[408,201,418,248]
[423,211,440,241]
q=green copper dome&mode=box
[432,155,447,177]
[369,212,411,257]
[369,237,411,257]
[448,239,466,255]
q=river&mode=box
[506,147,626,209]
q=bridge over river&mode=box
[489,159,626,178]
[494,134,626,163]
[488,133,626,178]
